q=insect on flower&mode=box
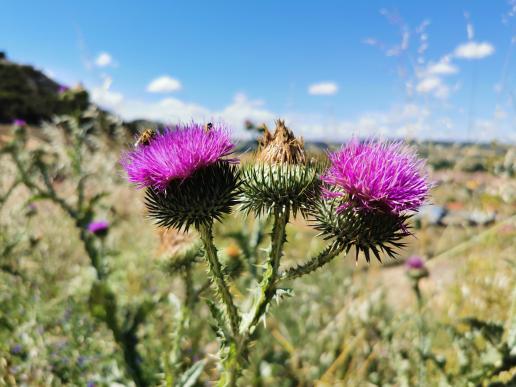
[122,122,240,231]
[134,128,157,148]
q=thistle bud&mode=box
[256,119,306,165]
[405,255,429,280]
[241,120,320,216]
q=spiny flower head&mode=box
[121,123,235,191]
[322,140,429,214]
[87,220,109,237]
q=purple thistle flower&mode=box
[121,123,235,191]
[13,119,26,126]
[58,85,69,93]
[322,140,429,214]
[405,255,425,270]
[87,220,109,236]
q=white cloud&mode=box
[308,82,338,95]
[287,103,433,140]
[95,52,115,67]
[91,76,124,108]
[146,75,182,93]
[494,106,507,120]
[416,76,450,99]
[118,98,209,122]
[454,41,495,59]
[218,93,275,127]
[427,58,458,75]
[464,11,475,40]
[363,38,378,46]
[100,90,273,137]
[467,23,474,40]
[86,77,515,143]
[416,77,440,92]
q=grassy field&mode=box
[0,117,515,386]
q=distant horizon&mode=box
[1,1,515,143]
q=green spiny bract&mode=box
[145,162,241,232]
[239,162,322,217]
[311,199,412,263]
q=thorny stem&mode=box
[199,222,244,387]
[244,204,290,335]
[198,222,241,337]
[219,205,290,386]
[281,241,343,281]
[103,308,148,387]
[217,342,240,387]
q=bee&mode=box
[134,128,156,147]
[204,122,213,132]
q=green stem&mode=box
[108,317,148,387]
[244,205,289,337]
[198,222,241,337]
[218,343,240,387]
[79,229,105,280]
[281,241,343,281]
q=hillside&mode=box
[0,52,89,124]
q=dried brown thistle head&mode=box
[256,119,306,165]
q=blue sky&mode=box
[1,1,515,142]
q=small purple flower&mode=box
[322,140,429,214]
[10,344,23,355]
[13,119,26,126]
[405,255,425,270]
[121,123,235,191]
[58,85,69,93]
[87,220,109,237]
[87,381,95,387]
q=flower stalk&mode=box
[244,204,289,334]
[198,222,241,337]
[281,240,343,281]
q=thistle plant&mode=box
[4,114,155,386]
[122,120,430,385]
